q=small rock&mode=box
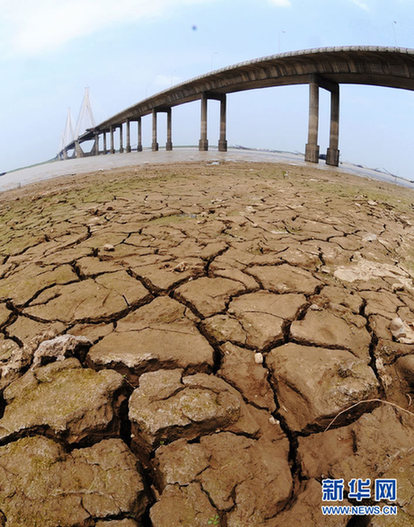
[389,317,414,344]
[103,243,115,252]
[309,303,323,311]
[32,334,92,368]
[367,200,377,206]
[269,416,280,425]
[173,261,187,272]
[254,352,263,364]
[362,233,377,242]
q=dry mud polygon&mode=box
[0,161,413,526]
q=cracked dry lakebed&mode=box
[0,161,413,526]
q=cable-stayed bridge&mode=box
[58,47,414,167]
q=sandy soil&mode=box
[0,160,413,526]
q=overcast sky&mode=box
[1,0,414,178]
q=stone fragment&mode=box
[88,296,214,382]
[32,334,92,368]
[103,243,115,251]
[248,264,320,294]
[255,352,263,363]
[389,317,414,344]
[0,436,146,527]
[0,359,125,443]
[219,342,276,410]
[290,309,371,361]
[267,343,379,431]
[0,338,29,391]
[362,232,377,242]
[0,336,20,365]
[24,271,150,323]
[175,276,245,317]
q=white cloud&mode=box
[0,0,213,57]
[350,0,370,11]
[268,0,291,6]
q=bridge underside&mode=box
[59,47,414,167]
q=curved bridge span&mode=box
[59,46,414,166]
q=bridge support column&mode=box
[152,109,159,151]
[218,95,227,152]
[75,140,84,158]
[94,133,99,155]
[103,132,107,154]
[137,117,142,151]
[126,120,131,152]
[199,94,208,151]
[166,108,173,151]
[305,79,320,163]
[326,87,340,166]
[62,149,68,160]
[110,126,115,154]
[119,124,124,153]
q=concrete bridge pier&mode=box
[199,94,209,151]
[218,95,227,152]
[110,126,115,154]
[137,117,142,151]
[119,124,124,153]
[75,140,84,158]
[126,120,131,152]
[166,108,173,151]
[152,109,159,151]
[94,133,99,155]
[326,87,340,166]
[103,132,107,154]
[305,78,320,163]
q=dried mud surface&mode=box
[0,161,414,526]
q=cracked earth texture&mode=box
[0,161,413,526]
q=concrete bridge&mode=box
[58,46,414,167]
